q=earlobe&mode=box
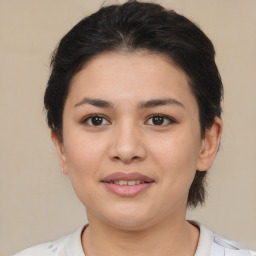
[51,130,68,174]
[196,117,223,171]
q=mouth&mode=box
[101,172,155,197]
[104,180,152,185]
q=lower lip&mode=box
[102,182,153,197]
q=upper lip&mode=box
[101,172,154,183]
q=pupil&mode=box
[92,116,103,125]
[153,116,164,125]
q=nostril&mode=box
[112,155,140,162]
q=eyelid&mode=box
[81,113,176,127]
[145,114,176,126]
[81,114,111,126]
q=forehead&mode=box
[67,51,197,111]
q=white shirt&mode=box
[15,222,256,256]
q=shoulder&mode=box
[211,233,256,256]
[14,226,86,256]
[14,235,70,256]
[191,221,256,256]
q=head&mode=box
[44,0,223,211]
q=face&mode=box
[53,52,217,230]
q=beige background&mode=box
[1,0,255,255]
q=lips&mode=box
[101,172,154,183]
[101,172,155,197]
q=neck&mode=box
[82,212,199,256]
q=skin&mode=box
[52,51,222,256]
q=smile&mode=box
[105,180,150,186]
[101,172,155,197]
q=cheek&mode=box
[63,131,106,182]
[148,132,201,212]
[155,132,199,162]
[150,130,201,184]
[62,134,106,205]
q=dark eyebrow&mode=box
[74,98,114,108]
[138,98,185,109]
[74,97,185,109]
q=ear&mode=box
[51,130,68,174]
[196,117,223,171]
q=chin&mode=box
[100,204,157,231]
[107,217,154,231]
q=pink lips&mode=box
[101,172,154,197]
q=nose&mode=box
[108,120,147,164]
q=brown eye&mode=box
[152,116,164,125]
[91,116,103,126]
[82,114,110,126]
[147,114,175,126]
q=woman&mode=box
[15,1,255,255]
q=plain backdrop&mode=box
[1,0,255,255]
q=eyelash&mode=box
[81,114,176,127]
[147,114,176,126]
[82,114,110,126]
